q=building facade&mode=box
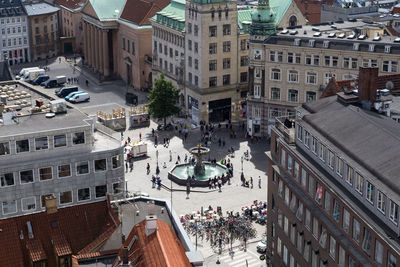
[152,0,306,124]
[247,13,400,136]
[0,81,125,219]
[25,2,59,61]
[54,0,85,54]
[266,80,400,266]
[0,0,30,65]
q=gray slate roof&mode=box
[24,2,59,16]
[302,97,400,195]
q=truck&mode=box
[127,141,147,159]
[56,75,66,85]
[16,67,39,80]
[22,69,45,82]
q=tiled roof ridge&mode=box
[155,226,170,266]
[77,223,118,255]
[74,249,120,260]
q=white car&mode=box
[257,237,267,253]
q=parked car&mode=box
[31,75,49,85]
[257,237,267,253]
[55,86,79,98]
[16,67,39,80]
[69,92,90,103]
[65,91,85,101]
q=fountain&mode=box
[168,144,228,187]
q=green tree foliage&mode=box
[146,73,180,125]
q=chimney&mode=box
[145,215,158,236]
[45,195,57,214]
[122,246,129,264]
[358,67,378,108]
[27,221,34,239]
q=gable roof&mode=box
[113,219,191,267]
[120,0,169,26]
[0,200,119,266]
[85,0,126,21]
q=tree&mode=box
[146,73,180,126]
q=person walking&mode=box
[146,163,150,174]
[169,150,172,162]
[129,161,133,172]
[139,133,142,141]
[152,175,156,188]
[258,176,262,188]
[125,161,128,172]
[177,155,181,163]
[250,177,253,189]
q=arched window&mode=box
[289,15,297,27]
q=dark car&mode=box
[31,75,49,85]
[55,86,79,98]
[42,78,58,88]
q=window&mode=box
[209,43,217,54]
[333,199,340,222]
[297,231,303,252]
[271,68,281,80]
[306,92,316,102]
[324,191,331,213]
[366,181,374,204]
[209,26,217,37]
[209,60,217,71]
[323,40,330,48]
[377,191,386,214]
[285,186,290,206]
[385,45,391,53]
[223,75,230,85]
[301,169,307,188]
[1,172,14,187]
[16,139,29,153]
[343,57,358,69]
[188,40,192,51]
[311,137,317,154]
[271,87,280,100]
[388,251,397,267]
[343,209,350,233]
[195,59,198,70]
[305,54,319,65]
[319,227,327,248]
[375,240,383,266]
[52,134,67,148]
[122,37,125,50]
[336,157,344,177]
[288,52,301,64]
[312,250,318,267]
[113,182,123,194]
[346,166,353,185]
[0,142,10,155]
[22,197,36,211]
[194,25,198,36]
[283,245,288,265]
[306,72,317,85]
[39,167,52,181]
[281,149,286,168]
[296,202,303,220]
[58,164,71,178]
[305,131,311,148]
[35,137,48,150]
[76,161,89,175]
[338,246,345,267]
[288,70,299,83]
[209,77,217,87]
[270,51,283,62]
[223,24,231,35]
[362,59,378,68]
[389,200,399,225]
[329,236,336,259]
[132,41,135,55]
[304,240,310,262]
[277,237,282,256]
[349,257,356,267]
[324,56,338,67]
[240,72,248,83]
[78,188,90,201]
[112,155,122,169]
[187,23,192,34]
[2,200,17,214]
[20,170,34,184]
[127,40,130,53]
[278,179,283,197]
[315,184,323,204]
[95,185,107,198]
[223,41,231,52]
[284,216,289,235]
[294,161,299,181]
[308,176,314,196]
[362,228,371,255]
[312,217,319,238]
[382,61,398,73]
[288,89,298,102]
[278,209,283,227]
[297,125,303,142]
[328,150,334,169]
[223,58,231,69]
[352,218,360,243]
[240,56,248,66]
[72,132,85,145]
[188,56,192,67]
[355,172,364,194]
[94,159,107,172]
[305,209,311,229]
[287,155,293,172]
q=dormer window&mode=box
[353,43,359,51]
[323,41,330,48]
[294,39,300,46]
[368,44,375,52]
[309,40,315,47]
[385,45,391,54]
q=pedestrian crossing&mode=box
[218,249,263,267]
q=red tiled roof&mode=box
[54,0,86,10]
[0,200,118,267]
[113,219,191,267]
[392,6,400,14]
[120,0,170,26]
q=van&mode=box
[31,75,49,85]
[22,69,45,82]
[69,92,90,103]
[55,86,79,98]
[16,67,39,80]
[65,91,85,101]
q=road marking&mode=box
[228,258,257,266]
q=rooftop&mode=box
[86,0,126,21]
[24,2,59,16]
[119,0,169,26]
[54,0,86,10]
[0,0,26,17]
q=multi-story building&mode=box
[0,0,30,65]
[54,0,85,54]
[247,8,400,136]
[152,0,306,123]
[0,81,125,219]
[25,2,59,61]
[266,68,400,266]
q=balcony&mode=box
[275,115,296,145]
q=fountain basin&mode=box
[168,162,228,187]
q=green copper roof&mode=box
[88,0,126,21]
[152,0,186,32]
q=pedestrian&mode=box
[125,161,128,172]
[129,161,133,172]
[152,175,156,188]
[157,177,162,190]
[152,128,155,137]
[177,155,181,163]
[85,80,89,87]
[250,177,253,189]
[146,163,150,174]
[258,176,262,188]
[184,154,188,163]
[139,132,142,141]
[169,150,172,162]
[208,178,212,189]
[127,137,131,144]
[218,179,222,192]
[163,162,167,168]
[222,138,225,147]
